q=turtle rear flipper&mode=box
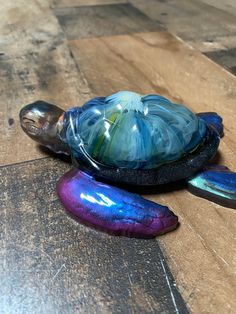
[197,112,223,137]
[188,165,236,209]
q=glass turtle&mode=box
[19,91,236,238]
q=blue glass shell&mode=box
[61,91,206,170]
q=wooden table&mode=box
[0,0,235,312]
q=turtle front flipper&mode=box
[187,165,236,209]
[197,112,223,137]
[57,169,178,238]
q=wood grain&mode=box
[199,0,236,16]
[131,0,236,54]
[68,31,236,312]
[0,158,188,314]
[205,48,236,75]
[0,0,91,166]
[54,3,161,40]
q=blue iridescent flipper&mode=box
[188,165,236,209]
[57,169,178,238]
[197,112,223,137]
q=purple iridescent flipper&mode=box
[57,169,178,238]
[188,165,236,209]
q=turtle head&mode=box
[20,100,69,154]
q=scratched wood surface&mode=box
[54,3,161,40]
[200,0,236,16]
[0,0,91,166]
[131,0,236,73]
[131,0,236,45]
[0,0,236,313]
[0,158,188,313]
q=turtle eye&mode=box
[26,123,39,134]
[21,117,40,135]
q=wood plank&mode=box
[199,0,236,17]
[54,3,161,40]
[0,158,188,314]
[68,31,236,312]
[204,48,236,75]
[130,0,236,54]
[130,0,236,41]
[0,0,91,166]
[187,35,236,53]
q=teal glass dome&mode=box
[61,91,206,170]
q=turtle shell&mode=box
[60,91,219,185]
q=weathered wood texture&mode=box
[130,0,236,44]
[68,31,236,312]
[0,0,91,166]
[0,158,188,314]
[205,48,236,75]
[200,0,236,16]
[54,3,161,40]
[131,0,236,74]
